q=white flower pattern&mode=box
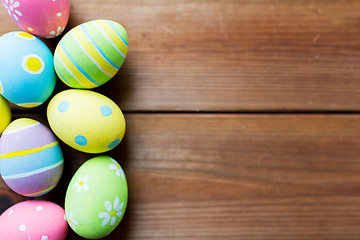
[18,224,26,231]
[98,196,124,227]
[36,206,43,211]
[73,174,89,193]
[64,211,78,231]
[2,0,22,21]
[109,158,125,179]
[49,26,65,37]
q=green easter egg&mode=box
[54,19,128,89]
[64,156,128,239]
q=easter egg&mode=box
[0,31,56,108]
[1,0,69,38]
[54,19,128,89]
[0,200,68,239]
[0,118,64,197]
[65,156,127,239]
[0,95,11,134]
[47,89,126,153]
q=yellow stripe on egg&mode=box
[71,27,118,77]
[55,46,98,88]
[23,184,57,196]
[96,20,128,56]
[0,141,59,159]
[93,21,126,59]
[54,62,73,88]
[55,49,86,88]
[17,102,43,108]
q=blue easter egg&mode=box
[0,31,56,107]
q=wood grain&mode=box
[2,114,360,239]
[1,0,360,111]
[1,0,360,239]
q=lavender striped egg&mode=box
[0,118,63,197]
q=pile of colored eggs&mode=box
[0,0,129,239]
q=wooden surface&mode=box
[1,0,360,239]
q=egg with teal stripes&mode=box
[0,118,64,197]
[54,19,128,89]
[0,31,56,108]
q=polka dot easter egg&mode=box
[0,200,68,239]
[0,31,56,108]
[0,118,64,197]
[0,95,11,134]
[1,0,69,38]
[54,19,128,89]
[65,156,127,239]
[47,89,126,153]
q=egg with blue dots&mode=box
[0,31,56,108]
[0,118,64,197]
[1,0,69,38]
[54,19,128,89]
[47,89,126,153]
[0,95,11,134]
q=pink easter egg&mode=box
[0,200,68,239]
[1,0,69,38]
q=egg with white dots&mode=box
[0,200,68,239]
[54,19,128,89]
[0,31,56,108]
[47,89,126,153]
[1,0,69,38]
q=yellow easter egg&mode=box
[47,89,125,153]
[0,95,11,134]
[53,19,128,89]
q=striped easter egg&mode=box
[0,118,63,197]
[54,19,128,89]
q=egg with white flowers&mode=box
[65,155,128,239]
[1,0,69,38]
[0,200,68,239]
[0,31,56,108]
[47,89,126,153]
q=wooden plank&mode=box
[2,113,360,239]
[1,1,360,111]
